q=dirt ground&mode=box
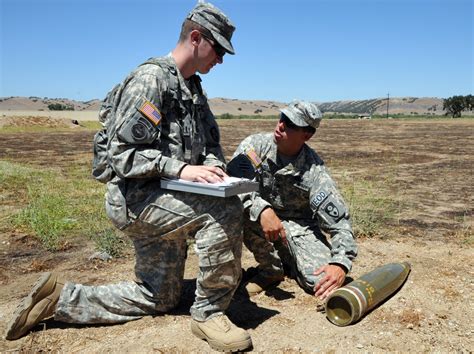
[0,118,472,352]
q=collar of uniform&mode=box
[292,144,311,171]
[266,137,279,166]
[177,71,194,101]
[268,140,309,174]
[167,55,193,101]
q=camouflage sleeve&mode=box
[200,103,226,170]
[233,136,272,221]
[109,69,187,179]
[309,165,358,272]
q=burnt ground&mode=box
[0,118,472,352]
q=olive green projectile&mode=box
[325,262,411,326]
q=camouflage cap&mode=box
[280,100,323,129]
[186,1,236,55]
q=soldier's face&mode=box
[196,33,223,74]
[274,118,312,156]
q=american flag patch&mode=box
[139,100,162,126]
[246,148,262,168]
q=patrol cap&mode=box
[186,1,236,55]
[280,100,323,129]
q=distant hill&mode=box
[0,96,101,111]
[318,97,444,115]
[0,96,446,116]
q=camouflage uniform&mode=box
[233,133,357,293]
[55,54,243,324]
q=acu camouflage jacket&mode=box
[99,55,225,229]
[233,133,357,271]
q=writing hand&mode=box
[179,165,227,183]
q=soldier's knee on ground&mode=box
[135,279,183,312]
[146,291,182,312]
[295,270,326,295]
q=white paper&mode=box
[174,176,249,187]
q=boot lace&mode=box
[214,315,232,331]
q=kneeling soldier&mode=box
[5,2,251,352]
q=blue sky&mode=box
[1,0,472,102]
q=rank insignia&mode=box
[139,100,162,126]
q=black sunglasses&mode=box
[200,32,227,58]
[279,114,300,130]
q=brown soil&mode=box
[0,118,472,352]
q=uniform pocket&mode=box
[105,184,130,230]
[105,202,130,230]
[195,234,235,267]
[129,193,199,237]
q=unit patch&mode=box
[131,121,148,141]
[117,114,158,145]
[324,202,340,218]
[319,197,346,223]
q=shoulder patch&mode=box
[139,100,162,126]
[324,202,340,218]
[310,190,329,209]
[319,197,346,223]
[246,148,262,168]
[131,120,150,141]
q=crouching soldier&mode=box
[234,101,358,299]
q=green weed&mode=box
[340,176,398,238]
[92,228,128,258]
[79,121,102,130]
[15,189,77,250]
[3,161,126,256]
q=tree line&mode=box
[443,95,473,117]
[48,103,74,111]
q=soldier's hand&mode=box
[179,165,227,183]
[313,264,346,300]
[259,208,287,244]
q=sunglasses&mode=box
[200,32,227,58]
[279,114,300,130]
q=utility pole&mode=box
[386,93,390,118]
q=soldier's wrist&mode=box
[329,262,349,274]
[177,164,189,178]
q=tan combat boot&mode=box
[244,272,284,297]
[191,314,252,352]
[5,272,65,340]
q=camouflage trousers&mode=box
[55,189,243,324]
[243,217,331,294]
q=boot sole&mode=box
[5,272,57,340]
[244,278,284,297]
[191,321,252,352]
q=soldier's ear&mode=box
[190,30,201,46]
[304,131,314,141]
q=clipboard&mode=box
[160,177,259,197]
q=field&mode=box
[0,117,472,352]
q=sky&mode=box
[1,0,472,103]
